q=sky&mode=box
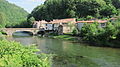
[6,0,45,13]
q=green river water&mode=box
[6,33,120,67]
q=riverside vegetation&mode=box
[53,18,120,48]
[80,18,120,47]
[0,32,51,67]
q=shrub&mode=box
[114,19,120,40]
[81,22,99,42]
[0,40,51,67]
[81,22,119,47]
[86,15,94,20]
[72,28,79,36]
[0,30,7,35]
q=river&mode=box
[6,33,120,67]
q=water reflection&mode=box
[12,31,33,37]
[6,36,120,67]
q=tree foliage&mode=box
[112,0,120,9]
[29,0,120,21]
[81,22,99,42]
[81,21,120,47]
[0,12,6,28]
[0,0,28,27]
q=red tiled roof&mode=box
[49,18,76,24]
[34,18,76,24]
[76,20,107,23]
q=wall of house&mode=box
[46,24,53,30]
[63,26,71,33]
[40,23,46,29]
[76,23,106,31]
[76,23,84,31]
[33,21,41,29]
[33,18,77,33]
[53,24,59,30]
[99,23,106,28]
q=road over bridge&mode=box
[1,28,40,36]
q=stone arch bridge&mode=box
[1,28,40,36]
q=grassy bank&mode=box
[53,35,81,42]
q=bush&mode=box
[81,22,120,47]
[72,28,79,36]
[81,22,99,42]
[86,15,94,20]
[0,30,7,35]
[0,40,51,67]
[114,19,120,40]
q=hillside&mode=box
[29,0,120,21]
[0,0,28,27]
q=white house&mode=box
[33,18,76,33]
[33,18,108,34]
[76,20,108,31]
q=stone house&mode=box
[76,20,108,31]
[48,18,76,33]
[33,18,76,34]
[33,18,108,34]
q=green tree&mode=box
[98,22,116,41]
[112,0,120,9]
[0,12,6,28]
[104,0,112,4]
[81,22,99,42]
[29,0,119,21]
[100,4,117,17]
[0,0,28,28]
[114,18,120,40]
[81,22,117,46]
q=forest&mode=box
[28,0,120,21]
[0,0,31,28]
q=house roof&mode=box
[33,18,76,24]
[49,18,76,24]
[76,20,108,23]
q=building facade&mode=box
[33,18,108,34]
[76,20,107,31]
[33,18,76,34]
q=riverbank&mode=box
[51,35,120,48]
[52,35,80,42]
[0,34,51,67]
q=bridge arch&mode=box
[1,28,39,36]
[12,31,34,36]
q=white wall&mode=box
[46,24,53,30]
[76,23,84,31]
[77,23,106,31]
[54,24,60,30]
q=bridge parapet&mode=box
[0,28,39,36]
